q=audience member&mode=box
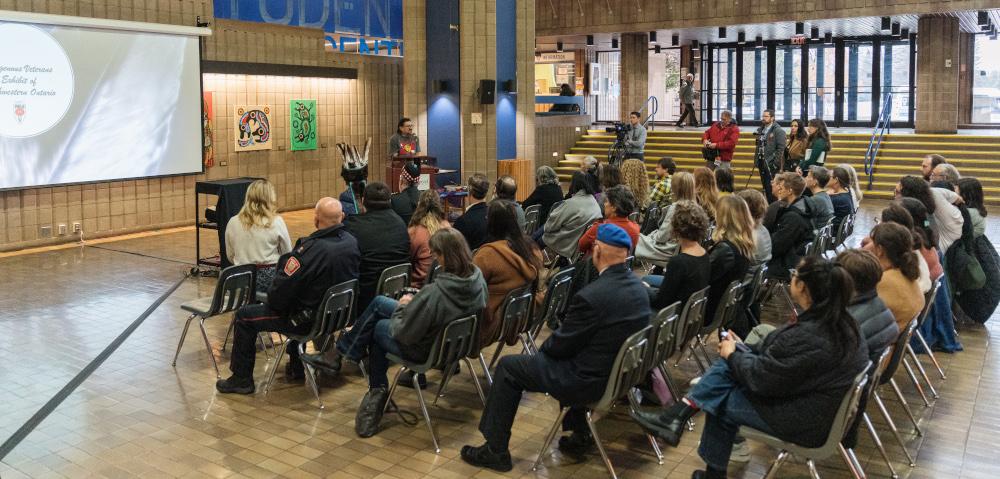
[570,156,601,200]
[701,110,740,170]
[838,163,864,208]
[407,190,450,288]
[649,157,677,210]
[955,177,1000,325]
[636,172,696,266]
[522,166,564,228]
[340,180,365,216]
[646,202,711,310]
[225,179,292,292]
[454,173,491,250]
[875,203,933,292]
[344,182,411,312]
[578,185,639,257]
[694,167,720,221]
[542,172,602,259]
[804,166,834,230]
[800,118,831,172]
[621,158,651,210]
[784,119,808,172]
[715,168,734,196]
[474,201,544,348]
[596,163,622,204]
[461,224,650,472]
[827,166,856,226]
[492,175,526,229]
[896,176,964,252]
[921,154,948,182]
[632,256,868,479]
[736,189,772,265]
[390,161,421,225]
[705,196,755,326]
[958,178,987,238]
[333,228,487,438]
[765,173,814,282]
[869,223,925,332]
[931,163,961,186]
[217,198,360,394]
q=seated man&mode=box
[390,161,421,225]
[344,182,411,314]
[460,224,651,472]
[765,173,813,282]
[454,173,491,250]
[216,198,360,394]
[492,175,526,229]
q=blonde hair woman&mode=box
[621,158,651,210]
[693,167,720,221]
[408,189,451,287]
[635,171,696,267]
[225,179,292,291]
[837,163,863,208]
[706,195,756,326]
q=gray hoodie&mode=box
[389,266,488,362]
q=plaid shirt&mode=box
[648,176,672,209]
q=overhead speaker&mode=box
[649,31,657,43]
[755,36,764,48]
[978,11,989,27]
[671,34,679,46]
[654,44,661,54]
[900,28,910,39]
[795,22,805,35]
[586,34,594,46]
[612,37,619,49]
[692,39,700,49]
[891,22,901,37]
[718,26,727,39]
[479,79,496,104]
[881,17,891,31]
[738,31,746,44]
[811,26,819,40]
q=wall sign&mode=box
[214,0,402,39]
[289,99,317,151]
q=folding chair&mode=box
[524,204,541,234]
[376,263,411,299]
[673,287,710,372]
[484,285,536,381]
[691,280,746,365]
[529,266,575,340]
[870,318,923,467]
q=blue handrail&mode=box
[864,92,893,190]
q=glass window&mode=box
[972,34,1000,124]
[808,44,836,121]
[649,49,682,123]
[880,40,911,122]
[845,41,874,122]
[775,45,802,122]
[742,48,768,121]
[712,47,737,117]
[596,51,620,122]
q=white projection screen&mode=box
[0,11,210,189]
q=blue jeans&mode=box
[370,319,404,388]
[688,360,775,470]
[336,296,398,363]
[643,275,664,288]
[913,271,963,353]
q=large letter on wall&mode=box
[259,0,294,24]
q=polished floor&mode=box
[0,201,997,479]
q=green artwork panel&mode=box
[290,99,318,151]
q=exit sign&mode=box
[791,36,807,45]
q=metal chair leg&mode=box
[838,444,865,479]
[383,366,405,414]
[463,358,487,406]
[412,374,440,453]
[221,317,235,352]
[905,344,939,399]
[863,413,900,478]
[901,357,932,406]
[198,318,222,379]
[532,407,570,471]
[433,362,457,406]
[172,313,197,367]
[585,410,618,479]
[263,339,288,394]
[479,353,494,386]
[844,446,869,479]
[807,459,821,479]
[488,341,505,371]
[873,392,917,466]
[762,450,791,479]
[914,330,946,379]
[888,379,924,436]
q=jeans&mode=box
[643,275,664,288]
[687,360,775,470]
[230,303,312,380]
[336,296,398,363]
[914,264,963,353]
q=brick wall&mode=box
[915,16,960,133]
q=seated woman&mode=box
[735,189,771,265]
[714,168,734,197]
[635,172,696,267]
[521,166,564,229]
[869,222,925,332]
[540,171,602,258]
[577,185,640,257]
[827,166,855,228]
[875,202,933,292]
[955,178,1000,324]
[694,167,720,222]
[646,201,711,310]
[331,228,487,438]
[474,201,544,348]
[838,163,863,210]
[621,158,651,212]
[705,196,755,329]
[632,256,869,479]
[408,190,450,288]
[224,179,292,292]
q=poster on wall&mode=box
[589,63,601,95]
[290,99,318,151]
[203,92,215,168]
[234,105,272,152]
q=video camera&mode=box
[605,121,630,140]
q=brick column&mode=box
[403,0,428,148]
[619,32,649,121]
[460,0,498,181]
[915,16,960,134]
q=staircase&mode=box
[558,130,1000,205]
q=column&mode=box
[403,0,427,147]
[619,32,649,120]
[915,16,960,133]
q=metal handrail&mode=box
[638,95,658,129]
[864,92,893,190]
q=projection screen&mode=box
[0,11,210,189]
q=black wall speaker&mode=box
[502,79,517,93]
[479,79,496,104]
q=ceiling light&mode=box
[891,22,900,37]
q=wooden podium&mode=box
[386,156,439,193]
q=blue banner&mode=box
[214,0,403,40]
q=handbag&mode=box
[945,205,987,293]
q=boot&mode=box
[300,348,342,374]
[691,466,727,479]
[460,443,513,472]
[215,375,255,395]
[355,387,389,438]
[557,430,595,457]
[630,401,698,447]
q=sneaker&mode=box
[460,444,513,472]
[355,387,389,438]
[730,439,751,463]
[558,430,595,457]
[215,375,255,395]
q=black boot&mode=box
[630,402,698,447]
[284,360,305,382]
[215,375,255,395]
[460,443,513,472]
[397,369,429,389]
[300,348,342,374]
[355,387,389,438]
[558,430,595,457]
[692,466,727,479]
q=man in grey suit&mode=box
[756,109,786,202]
[675,73,699,128]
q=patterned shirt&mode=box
[648,176,672,209]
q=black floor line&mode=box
[85,243,195,266]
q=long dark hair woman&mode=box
[958,177,987,238]
[869,222,925,332]
[631,256,867,479]
[784,119,808,172]
[800,118,831,172]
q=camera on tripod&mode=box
[605,121,630,140]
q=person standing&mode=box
[389,117,420,158]
[799,118,831,173]
[701,111,740,170]
[676,73,699,128]
[756,109,786,202]
[624,111,647,162]
[784,119,808,173]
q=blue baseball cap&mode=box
[596,223,631,250]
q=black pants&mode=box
[758,156,776,203]
[624,152,645,162]
[230,303,312,380]
[677,103,698,126]
[479,354,589,450]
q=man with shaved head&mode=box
[217,197,360,394]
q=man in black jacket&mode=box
[344,182,411,313]
[765,173,814,282]
[390,161,421,225]
[216,197,360,394]
[460,224,650,472]
[453,173,490,249]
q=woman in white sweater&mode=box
[225,179,292,292]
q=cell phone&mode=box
[399,287,420,297]
[735,343,752,353]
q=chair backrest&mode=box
[864,347,893,405]
[496,284,536,345]
[881,317,919,385]
[676,287,710,354]
[916,278,941,328]
[424,315,479,370]
[646,302,681,373]
[311,279,358,338]
[816,222,834,252]
[818,362,871,452]
[208,264,256,316]
[523,204,541,234]
[802,240,816,257]
[592,326,653,413]
[625,255,635,271]
[531,266,575,335]
[376,263,411,299]
[832,214,853,249]
[426,260,442,285]
[640,206,661,235]
[627,211,640,223]
[701,279,746,336]
[745,264,768,305]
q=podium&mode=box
[386,156,438,193]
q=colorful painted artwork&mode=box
[234,105,272,152]
[202,92,214,168]
[290,99,317,151]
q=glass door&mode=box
[774,45,803,122]
[808,44,836,121]
[741,48,768,122]
[881,40,913,123]
[711,47,737,117]
[844,41,875,123]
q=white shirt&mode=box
[929,187,963,252]
[225,215,292,265]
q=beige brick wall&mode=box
[516,0,537,166]
[619,32,649,120]
[403,0,428,148]
[915,16,960,133]
[460,0,499,182]
[0,5,401,251]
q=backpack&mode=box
[944,205,986,293]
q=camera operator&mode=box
[756,109,786,202]
[624,111,647,161]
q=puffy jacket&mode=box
[766,197,814,281]
[847,290,899,363]
[701,121,741,162]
